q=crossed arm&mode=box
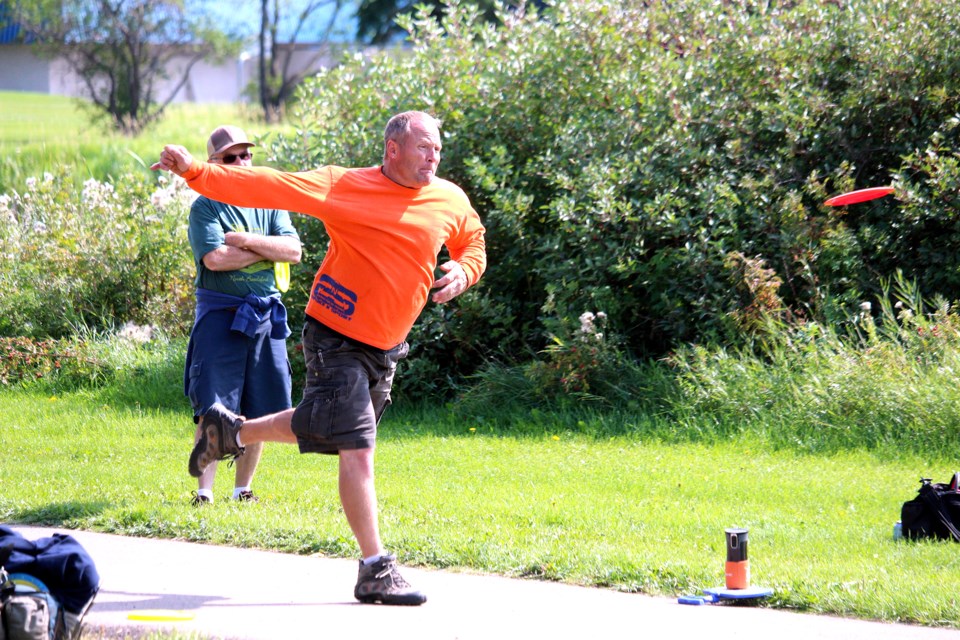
[203,233,301,272]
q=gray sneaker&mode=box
[354,554,426,606]
[188,403,245,478]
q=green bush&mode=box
[0,324,181,396]
[261,0,960,398]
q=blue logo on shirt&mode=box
[312,274,357,319]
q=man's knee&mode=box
[339,447,375,476]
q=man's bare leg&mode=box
[338,448,383,559]
[237,408,298,445]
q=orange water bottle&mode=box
[725,527,750,590]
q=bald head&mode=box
[383,111,442,151]
[381,111,443,188]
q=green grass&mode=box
[0,91,290,194]
[2,362,959,628]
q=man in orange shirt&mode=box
[153,111,485,606]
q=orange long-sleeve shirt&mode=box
[181,162,487,350]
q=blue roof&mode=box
[0,23,21,44]
[0,1,33,44]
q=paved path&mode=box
[9,526,959,640]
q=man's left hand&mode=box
[432,261,469,304]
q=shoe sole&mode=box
[188,419,221,478]
[355,594,427,606]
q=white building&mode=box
[0,42,343,104]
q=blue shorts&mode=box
[185,309,293,421]
[291,318,408,455]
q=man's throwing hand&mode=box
[432,261,468,304]
[150,145,194,176]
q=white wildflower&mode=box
[82,178,117,210]
[579,311,596,334]
[150,189,171,209]
[117,322,155,344]
[577,311,608,342]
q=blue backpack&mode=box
[0,527,100,640]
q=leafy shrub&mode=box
[0,323,187,403]
[9,0,960,406]
[261,0,960,399]
[0,335,110,388]
[0,171,196,338]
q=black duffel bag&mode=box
[900,474,960,542]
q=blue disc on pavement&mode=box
[704,586,773,600]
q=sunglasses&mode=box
[217,151,253,164]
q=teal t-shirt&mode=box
[188,196,299,298]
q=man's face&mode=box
[211,144,254,167]
[386,119,442,188]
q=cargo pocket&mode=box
[186,361,203,409]
[291,384,340,441]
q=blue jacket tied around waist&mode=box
[183,288,291,394]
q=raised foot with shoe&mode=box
[188,402,245,478]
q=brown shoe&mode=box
[190,491,212,507]
[354,554,426,606]
[188,403,245,478]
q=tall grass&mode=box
[453,271,960,461]
[662,273,960,458]
[0,91,288,194]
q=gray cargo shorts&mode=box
[291,318,409,454]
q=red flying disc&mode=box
[824,186,894,206]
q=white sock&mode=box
[233,486,251,499]
[196,488,214,500]
[362,554,384,565]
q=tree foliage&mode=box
[9,0,238,134]
[353,0,538,44]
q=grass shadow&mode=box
[7,501,111,527]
